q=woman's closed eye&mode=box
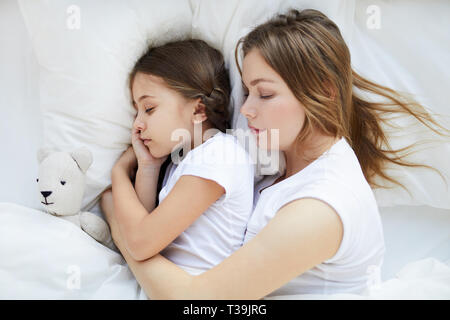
[243,92,273,100]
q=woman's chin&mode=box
[256,137,277,151]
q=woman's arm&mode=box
[101,190,193,299]
[108,197,344,299]
[111,164,225,262]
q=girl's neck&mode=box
[190,120,217,150]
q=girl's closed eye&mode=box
[145,106,155,113]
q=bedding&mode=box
[16,0,194,214]
[266,257,450,300]
[2,202,448,299]
[1,0,449,299]
[0,202,145,299]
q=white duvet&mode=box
[1,202,449,300]
[0,202,145,299]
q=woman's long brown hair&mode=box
[235,8,449,190]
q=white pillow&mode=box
[18,0,193,211]
[349,0,450,209]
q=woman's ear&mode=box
[192,101,208,124]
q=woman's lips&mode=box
[143,139,152,144]
[248,125,267,135]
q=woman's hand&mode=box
[132,128,168,168]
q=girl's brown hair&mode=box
[130,39,231,132]
[235,8,449,190]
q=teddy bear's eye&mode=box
[60,181,66,185]
[36,178,39,183]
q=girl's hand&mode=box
[113,146,138,179]
[131,127,168,168]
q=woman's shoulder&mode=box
[257,138,374,212]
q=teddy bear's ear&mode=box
[70,146,93,174]
[37,147,55,164]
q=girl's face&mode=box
[240,49,306,151]
[131,72,196,158]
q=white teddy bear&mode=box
[36,146,114,250]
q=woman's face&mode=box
[132,72,195,158]
[240,49,306,151]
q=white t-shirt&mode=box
[159,131,255,275]
[244,137,385,296]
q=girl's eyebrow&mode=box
[132,94,157,105]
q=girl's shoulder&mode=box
[184,131,253,167]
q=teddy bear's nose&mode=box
[41,191,52,198]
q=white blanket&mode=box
[0,202,145,299]
[266,258,450,300]
[1,202,449,299]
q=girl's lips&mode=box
[143,139,151,144]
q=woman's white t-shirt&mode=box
[159,131,255,275]
[244,137,385,297]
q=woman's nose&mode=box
[240,98,257,119]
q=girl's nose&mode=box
[133,118,145,131]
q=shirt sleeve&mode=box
[179,135,254,201]
[275,179,359,264]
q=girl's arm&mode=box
[105,196,344,299]
[131,127,165,213]
[134,165,160,213]
[111,162,225,262]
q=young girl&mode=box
[103,39,254,276]
[101,9,448,299]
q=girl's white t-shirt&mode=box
[244,137,385,297]
[159,131,255,275]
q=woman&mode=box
[101,8,448,299]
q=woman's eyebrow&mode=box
[242,78,275,88]
[250,78,275,86]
